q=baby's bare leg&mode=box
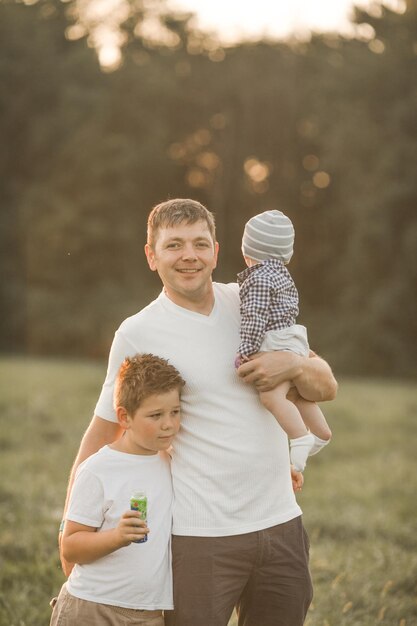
[260,383,315,471]
[260,382,309,438]
[293,396,332,457]
[293,396,332,441]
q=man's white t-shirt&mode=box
[66,446,173,609]
[95,282,302,536]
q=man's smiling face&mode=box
[145,220,219,310]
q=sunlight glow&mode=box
[302,155,320,172]
[169,0,407,43]
[85,0,407,68]
[313,171,331,189]
[98,44,122,70]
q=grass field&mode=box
[0,356,416,626]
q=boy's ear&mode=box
[116,406,131,430]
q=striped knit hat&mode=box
[241,210,295,264]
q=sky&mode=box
[90,0,405,67]
[168,0,405,42]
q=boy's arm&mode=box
[62,511,148,564]
[63,417,122,513]
[237,350,338,401]
[60,416,122,575]
[60,328,137,573]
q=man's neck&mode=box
[163,285,215,316]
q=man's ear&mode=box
[116,406,131,430]
[144,243,157,271]
[213,241,219,269]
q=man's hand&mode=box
[237,351,303,392]
[59,529,75,577]
[291,466,304,492]
[237,350,338,401]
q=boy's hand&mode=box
[115,510,149,546]
[291,466,303,492]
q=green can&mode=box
[130,491,148,544]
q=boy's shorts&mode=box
[50,583,164,626]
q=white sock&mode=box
[308,435,331,456]
[289,433,315,472]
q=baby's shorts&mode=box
[260,324,309,356]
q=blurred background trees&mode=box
[1,0,416,376]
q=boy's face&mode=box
[145,220,219,308]
[121,389,181,455]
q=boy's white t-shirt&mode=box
[66,446,173,610]
[95,283,302,537]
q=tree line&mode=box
[1,0,416,377]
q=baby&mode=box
[236,210,332,471]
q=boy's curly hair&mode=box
[114,353,185,415]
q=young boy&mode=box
[50,353,185,625]
[235,210,332,472]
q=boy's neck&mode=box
[109,436,158,456]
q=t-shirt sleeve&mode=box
[94,328,138,422]
[66,467,105,528]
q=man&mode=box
[60,198,337,626]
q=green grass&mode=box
[0,357,416,625]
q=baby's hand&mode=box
[115,510,149,546]
[234,354,249,369]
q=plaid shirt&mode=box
[237,259,299,358]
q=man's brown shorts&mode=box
[50,584,165,626]
[165,516,313,626]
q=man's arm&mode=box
[237,350,338,401]
[292,351,338,402]
[60,416,122,575]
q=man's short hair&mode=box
[147,198,216,248]
[114,353,185,415]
